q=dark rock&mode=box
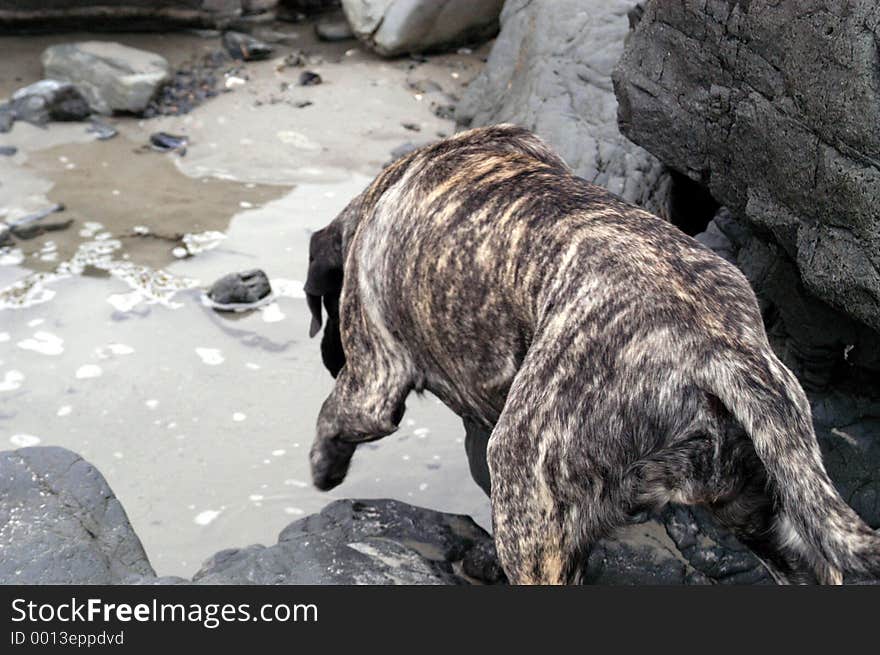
[614,0,880,334]
[9,79,91,126]
[461,539,506,584]
[0,145,16,156]
[457,0,671,218]
[207,269,272,310]
[223,31,274,61]
[149,132,189,155]
[145,50,227,118]
[0,447,155,584]
[298,70,322,86]
[315,15,354,41]
[193,498,496,584]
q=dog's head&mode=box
[304,224,346,377]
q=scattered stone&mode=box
[42,41,171,115]
[144,51,226,117]
[206,269,273,311]
[86,119,117,141]
[0,145,16,156]
[315,16,355,42]
[0,447,155,584]
[402,122,421,132]
[341,0,504,57]
[8,79,91,126]
[298,70,322,86]
[149,132,189,155]
[293,100,313,109]
[222,31,274,61]
[456,0,670,218]
[277,50,308,70]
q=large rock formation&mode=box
[0,446,780,585]
[0,1,246,31]
[341,0,504,57]
[456,0,671,218]
[614,0,880,336]
[0,447,155,584]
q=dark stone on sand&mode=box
[0,447,155,584]
[87,119,118,140]
[298,70,322,86]
[149,132,189,155]
[9,79,91,126]
[0,107,13,133]
[207,269,272,309]
[222,31,274,61]
[0,145,16,156]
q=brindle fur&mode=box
[304,125,880,585]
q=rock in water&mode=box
[8,79,91,126]
[193,498,499,584]
[0,145,16,156]
[298,70,322,86]
[42,41,171,115]
[341,0,504,56]
[0,447,156,584]
[0,106,13,132]
[456,0,671,218]
[222,31,275,61]
[207,269,273,310]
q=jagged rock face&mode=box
[341,0,503,57]
[456,0,671,218]
[0,447,155,584]
[0,1,243,31]
[613,0,880,334]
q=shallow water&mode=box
[0,26,491,576]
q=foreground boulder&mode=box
[342,0,503,57]
[456,0,670,217]
[193,498,503,584]
[42,42,171,115]
[613,0,880,335]
[0,447,155,584]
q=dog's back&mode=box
[307,125,880,584]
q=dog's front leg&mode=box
[310,362,411,491]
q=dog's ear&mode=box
[304,226,343,338]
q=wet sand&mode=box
[0,23,492,576]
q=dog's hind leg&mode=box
[463,417,492,496]
[487,361,628,584]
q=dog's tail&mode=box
[701,349,880,582]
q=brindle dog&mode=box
[304,125,880,584]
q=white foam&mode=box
[145,399,159,410]
[261,303,285,323]
[17,331,64,356]
[271,278,306,299]
[284,507,305,516]
[0,332,9,343]
[9,434,40,447]
[0,370,24,392]
[271,449,286,457]
[194,510,221,526]
[232,412,247,422]
[96,343,135,358]
[107,290,144,313]
[75,364,103,379]
[195,348,224,366]
[57,405,72,417]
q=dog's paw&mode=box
[309,437,356,491]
